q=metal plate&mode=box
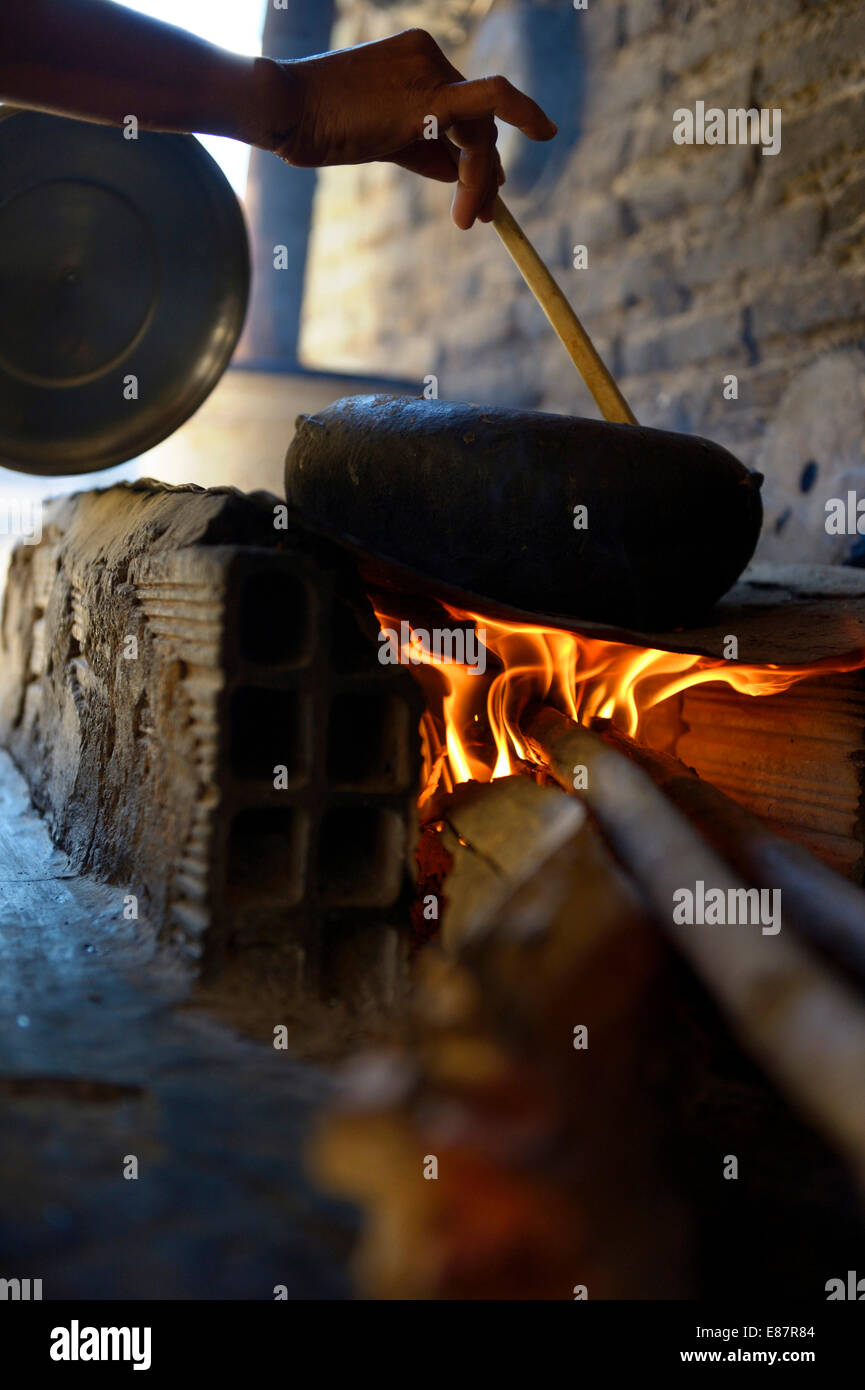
[0,109,249,475]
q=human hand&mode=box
[252,29,557,229]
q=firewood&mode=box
[522,705,865,1195]
[670,671,865,878]
[421,774,584,954]
[601,724,865,985]
[316,775,694,1299]
[317,774,863,1298]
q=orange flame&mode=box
[373,601,865,806]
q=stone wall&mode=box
[298,0,865,562]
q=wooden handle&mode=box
[491,194,638,426]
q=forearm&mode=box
[0,0,290,143]
[0,13,556,228]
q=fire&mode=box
[373,601,865,806]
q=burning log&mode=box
[522,705,865,1194]
[416,775,584,953]
[670,671,865,879]
[369,568,865,880]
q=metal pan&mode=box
[0,108,249,476]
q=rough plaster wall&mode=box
[299,0,865,561]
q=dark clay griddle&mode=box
[285,394,764,632]
[281,505,865,668]
[0,109,249,476]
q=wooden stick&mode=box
[447,144,633,421]
[491,195,638,425]
[522,705,865,1194]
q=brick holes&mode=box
[327,691,411,791]
[238,571,311,666]
[227,807,308,908]
[229,686,309,781]
[317,807,404,908]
